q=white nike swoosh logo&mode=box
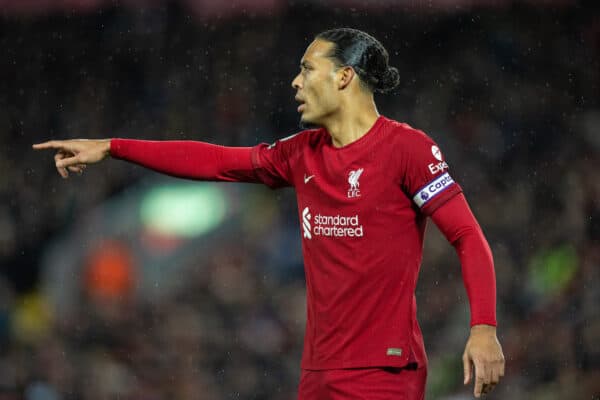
[304,174,315,184]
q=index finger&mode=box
[32,141,63,150]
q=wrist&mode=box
[103,139,112,157]
[470,324,496,335]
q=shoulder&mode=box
[268,127,327,151]
[380,117,449,175]
[380,117,436,148]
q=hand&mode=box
[463,324,505,398]
[32,139,112,179]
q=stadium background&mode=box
[1,0,599,398]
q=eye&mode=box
[300,63,312,73]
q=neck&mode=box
[323,96,380,148]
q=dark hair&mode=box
[316,28,399,94]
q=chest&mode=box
[294,145,411,214]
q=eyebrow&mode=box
[300,61,312,68]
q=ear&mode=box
[337,66,355,90]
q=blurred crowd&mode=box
[1,2,599,399]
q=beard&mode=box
[298,116,321,130]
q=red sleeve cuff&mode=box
[109,138,125,159]
[471,318,497,328]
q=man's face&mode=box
[292,39,341,127]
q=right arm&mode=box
[32,139,258,182]
[109,139,256,182]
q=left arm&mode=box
[431,193,505,398]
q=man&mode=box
[34,28,504,399]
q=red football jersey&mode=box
[251,116,462,369]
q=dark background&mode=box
[1,0,599,399]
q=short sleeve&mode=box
[250,132,302,188]
[401,131,462,215]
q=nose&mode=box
[292,72,302,90]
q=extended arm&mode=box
[109,139,256,182]
[431,193,505,398]
[33,138,257,182]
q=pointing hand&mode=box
[32,139,112,179]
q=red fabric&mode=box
[431,193,497,327]
[298,366,427,400]
[107,116,495,371]
[110,139,256,182]
[252,116,462,369]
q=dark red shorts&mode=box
[297,365,427,400]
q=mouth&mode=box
[295,96,306,113]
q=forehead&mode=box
[300,39,335,65]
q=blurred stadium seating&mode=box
[1,1,598,399]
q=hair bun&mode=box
[375,67,400,93]
[316,28,398,94]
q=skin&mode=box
[291,39,380,147]
[33,37,505,398]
